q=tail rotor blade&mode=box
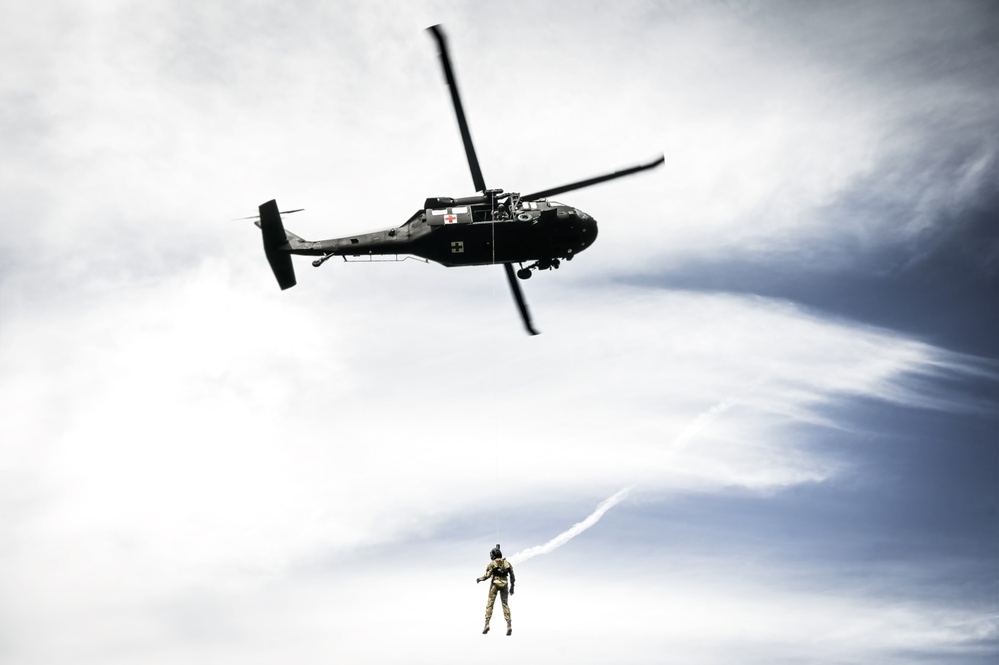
[504,263,539,336]
[427,24,487,193]
[522,154,664,201]
[234,208,304,221]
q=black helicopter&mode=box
[253,24,663,335]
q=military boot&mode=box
[506,625,512,636]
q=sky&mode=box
[1,1,997,663]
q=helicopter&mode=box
[253,24,663,335]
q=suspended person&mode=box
[476,544,516,635]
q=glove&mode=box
[510,587,515,595]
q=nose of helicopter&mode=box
[574,208,598,252]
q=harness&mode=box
[491,560,509,587]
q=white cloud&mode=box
[5,0,994,282]
[1,269,958,569]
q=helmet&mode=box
[490,544,503,560]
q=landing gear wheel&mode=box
[516,268,532,280]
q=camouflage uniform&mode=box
[477,557,515,633]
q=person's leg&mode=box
[483,584,498,633]
[499,587,511,635]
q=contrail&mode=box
[508,487,632,565]
[667,397,738,455]
[507,397,740,566]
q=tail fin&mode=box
[257,199,297,290]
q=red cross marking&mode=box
[444,214,458,224]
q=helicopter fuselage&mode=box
[283,196,598,269]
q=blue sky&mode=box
[1,1,996,663]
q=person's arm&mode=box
[509,563,516,594]
[476,561,493,583]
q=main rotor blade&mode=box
[522,154,665,201]
[503,263,539,336]
[427,24,487,193]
